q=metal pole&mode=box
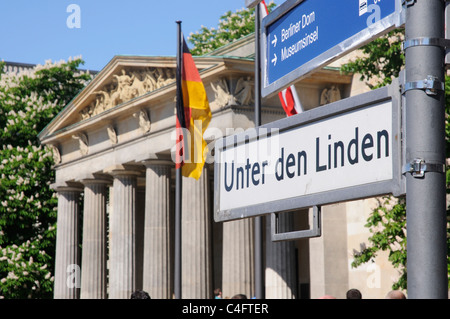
[175,20,183,299]
[254,2,265,300]
[404,0,447,299]
[174,166,182,300]
[255,5,261,127]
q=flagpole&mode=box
[175,20,183,300]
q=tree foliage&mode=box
[341,29,404,89]
[0,59,91,298]
[351,196,408,290]
[188,1,277,56]
[342,30,450,290]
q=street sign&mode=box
[261,0,403,97]
[214,80,404,222]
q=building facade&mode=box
[38,34,401,299]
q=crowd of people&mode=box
[319,288,406,299]
[213,287,407,299]
[129,287,407,299]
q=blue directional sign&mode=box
[261,0,402,97]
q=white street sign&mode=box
[214,82,404,221]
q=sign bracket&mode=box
[401,75,445,96]
[271,206,321,242]
[402,37,450,51]
[401,0,416,7]
[402,158,446,178]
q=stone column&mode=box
[80,178,110,299]
[135,185,145,291]
[106,165,142,299]
[53,186,83,299]
[142,160,173,299]
[265,213,297,299]
[181,168,212,299]
[222,218,255,299]
[310,204,349,299]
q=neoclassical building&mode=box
[38,34,401,299]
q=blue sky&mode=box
[1,0,267,72]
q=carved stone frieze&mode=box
[234,76,254,106]
[48,144,61,165]
[107,125,118,145]
[80,67,175,120]
[133,109,151,134]
[211,78,234,107]
[211,76,254,108]
[320,85,341,106]
[72,133,89,156]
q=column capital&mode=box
[103,164,144,177]
[80,174,113,186]
[52,182,84,193]
[140,154,173,168]
[141,159,174,168]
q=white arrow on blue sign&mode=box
[261,0,403,98]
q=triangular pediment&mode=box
[38,55,238,143]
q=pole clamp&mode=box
[402,37,450,51]
[402,75,445,95]
[401,0,416,7]
[402,158,446,178]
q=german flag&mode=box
[175,36,211,180]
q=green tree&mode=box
[0,59,91,298]
[342,30,450,290]
[341,30,405,89]
[188,1,277,56]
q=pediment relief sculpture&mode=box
[211,76,254,108]
[80,67,175,120]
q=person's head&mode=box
[231,294,247,299]
[318,295,336,299]
[214,288,222,298]
[346,288,362,299]
[130,290,151,299]
[385,290,406,299]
